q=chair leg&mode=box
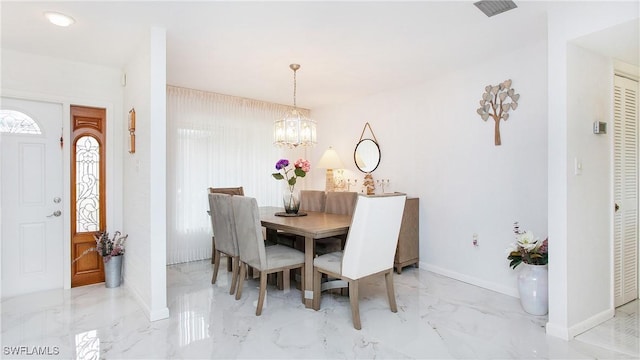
[229,256,239,295]
[312,267,322,310]
[385,269,398,313]
[349,280,361,330]
[256,271,268,316]
[276,272,283,290]
[211,236,215,264]
[280,269,291,292]
[211,250,221,284]
[235,262,246,300]
[300,265,305,303]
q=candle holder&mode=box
[347,179,358,192]
[376,179,390,193]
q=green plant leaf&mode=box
[294,168,306,177]
[288,178,297,186]
[509,258,522,269]
[272,173,284,180]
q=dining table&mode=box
[259,206,352,308]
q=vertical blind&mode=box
[166,86,300,264]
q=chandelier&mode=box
[274,64,317,148]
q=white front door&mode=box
[1,97,64,298]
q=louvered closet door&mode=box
[613,74,639,307]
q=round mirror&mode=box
[354,138,381,173]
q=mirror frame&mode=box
[354,138,381,173]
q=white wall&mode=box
[566,43,612,327]
[546,2,638,339]
[122,28,169,321]
[0,49,124,290]
[310,40,548,297]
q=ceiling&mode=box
[1,1,637,108]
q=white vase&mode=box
[517,263,548,315]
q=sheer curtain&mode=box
[166,86,305,264]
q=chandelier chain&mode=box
[292,67,297,108]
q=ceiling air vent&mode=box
[474,0,517,17]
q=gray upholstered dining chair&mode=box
[208,193,241,295]
[208,187,244,264]
[324,191,357,215]
[315,191,358,255]
[232,195,305,316]
[300,190,326,212]
[312,193,407,330]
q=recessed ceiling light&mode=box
[44,11,75,27]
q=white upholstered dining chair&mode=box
[232,195,305,316]
[312,193,406,329]
[208,193,240,295]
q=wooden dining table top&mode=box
[259,206,352,239]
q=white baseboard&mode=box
[149,306,170,321]
[545,321,571,340]
[569,308,614,338]
[124,279,170,322]
[545,308,613,340]
[421,261,519,298]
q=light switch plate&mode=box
[574,157,583,175]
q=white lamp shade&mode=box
[317,147,344,169]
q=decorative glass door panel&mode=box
[70,106,106,287]
[75,136,100,232]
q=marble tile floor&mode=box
[1,259,638,359]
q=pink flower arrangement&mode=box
[272,158,310,192]
[295,158,311,173]
[94,231,128,263]
[72,230,128,264]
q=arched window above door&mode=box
[0,109,42,134]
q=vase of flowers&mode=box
[74,231,128,288]
[507,222,548,315]
[96,231,128,288]
[272,158,310,214]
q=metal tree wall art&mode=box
[476,79,520,145]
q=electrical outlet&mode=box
[472,233,478,246]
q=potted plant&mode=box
[74,231,128,288]
[506,222,548,315]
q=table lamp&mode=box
[317,147,344,192]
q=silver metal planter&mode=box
[104,255,123,288]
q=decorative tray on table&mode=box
[275,211,308,217]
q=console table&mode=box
[394,197,419,273]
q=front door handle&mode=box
[47,210,62,218]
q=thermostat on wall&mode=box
[593,121,607,134]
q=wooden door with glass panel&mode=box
[70,106,106,287]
